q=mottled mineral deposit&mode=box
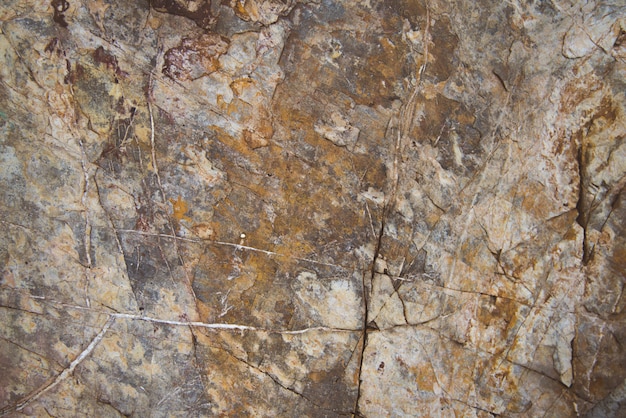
[0,0,624,416]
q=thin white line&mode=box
[117,229,347,269]
[26,298,359,335]
[111,313,358,334]
[15,317,115,412]
[118,229,201,242]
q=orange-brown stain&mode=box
[169,195,191,222]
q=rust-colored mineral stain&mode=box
[149,0,215,29]
[170,195,191,222]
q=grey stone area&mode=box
[0,0,625,416]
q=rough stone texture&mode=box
[0,0,624,416]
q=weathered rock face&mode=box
[0,0,624,416]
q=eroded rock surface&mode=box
[0,0,625,416]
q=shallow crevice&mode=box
[352,206,386,416]
[219,345,345,415]
[576,142,592,265]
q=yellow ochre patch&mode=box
[169,195,191,222]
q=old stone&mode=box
[0,0,625,416]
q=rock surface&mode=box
[0,0,625,416]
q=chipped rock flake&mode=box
[1,0,625,417]
[163,33,230,81]
[314,110,361,148]
[561,1,626,58]
[230,0,302,25]
[292,271,363,329]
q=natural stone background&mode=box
[0,0,624,416]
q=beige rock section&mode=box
[0,0,624,417]
[230,0,303,25]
